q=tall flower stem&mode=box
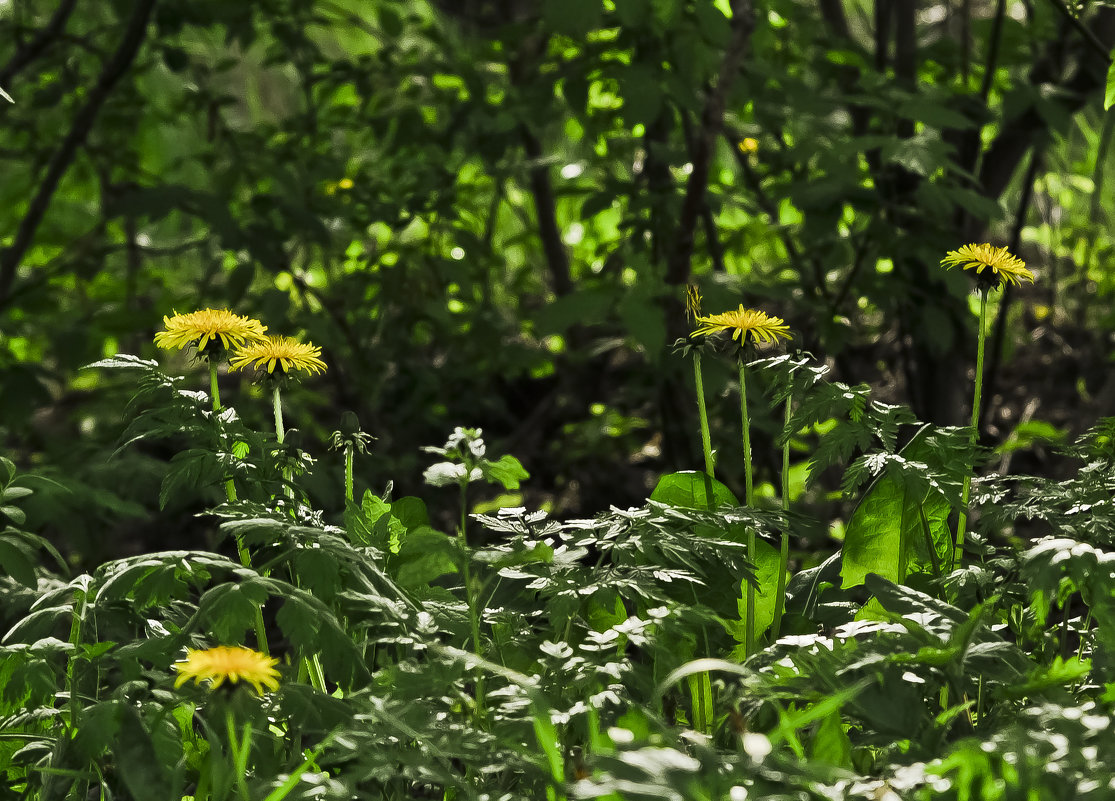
[344,442,355,504]
[689,351,715,733]
[270,383,327,690]
[272,385,286,445]
[955,290,989,568]
[771,394,792,640]
[739,359,756,657]
[210,360,239,505]
[693,352,716,496]
[210,360,269,655]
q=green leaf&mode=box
[649,471,740,508]
[294,548,341,601]
[840,426,953,588]
[730,538,782,650]
[276,597,319,653]
[810,709,853,770]
[1106,51,1115,110]
[0,536,36,587]
[481,454,530,490]
[543,0,602,37]
[0,505,26,526]
[393,528,459,587]
[113,705,174,801]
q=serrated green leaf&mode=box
[294,548,341,600]
[276,597,319,653]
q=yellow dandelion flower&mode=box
[738,137,759,154]
[941,243,1034,289]
[172,645,280,695]
[155,309,267,354]
[693,305,792,346]
[229,335,327,376]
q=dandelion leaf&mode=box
[840,425,952,588]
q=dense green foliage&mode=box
[5,0,1115,798]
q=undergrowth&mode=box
[4,269,1115,800]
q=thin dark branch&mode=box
[0,0,157,305]
[874,1,892,73]
[700,203,726,273]
[723,129,827,300]
[1044,0,1112,62]
[680,111,725,273]
[979,6,1115,201]
[521,125,573,297]
[979,0,1009,102]
[818,0,851,39]
[665,0,755,285]
[0,0,79,87]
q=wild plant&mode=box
[3,260,1115,801]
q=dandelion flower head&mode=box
[172,645,280,695]
[230,335,327,377]
[154,309,267,354]
[941,244,1034,290]
[693,305,791,346]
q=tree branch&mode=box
[0,0,157,305]
[0,0,80,88]
[520,125,573,297]
[665,0,755,285]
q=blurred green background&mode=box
[2,0,1113,564]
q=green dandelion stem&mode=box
[771,394,792,640]
[955,290,989,568]
[344,442,355,504]
[740,359,756,657]
[226,709,253,801]
[209,360,239,503]
[273,385,285,445]
[693,351,716,507]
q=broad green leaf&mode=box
[730,538,782,652]
[393,528,459,587]
[810,709,853,770]
[481,454,530,490]
[0,537,36,587]
[113,706,174,801]
[840,426,952,588]
[650,471,739,508]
